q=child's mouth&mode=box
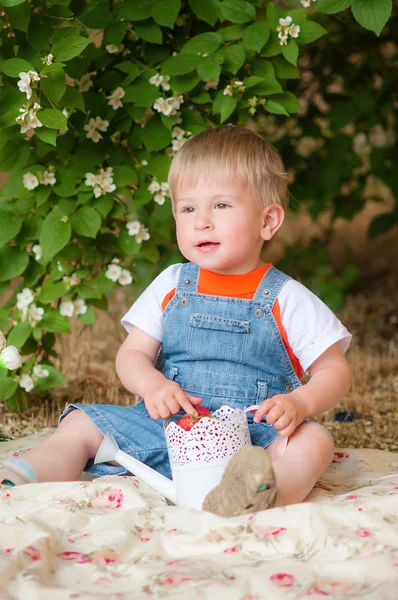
[196,242,220,252]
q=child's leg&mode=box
[265,422,335,505]
[1,409,104,484]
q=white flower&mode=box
[95,116,109,132]
[42,53,54,66]
[126,220,141,236]
[153,93,183,116]
[87,129,102,143]
[289,24,300,38]
[301,0,311,6]
[149,74,163,87]
[32,245,42,261]
[0,345,22,370]
[28,304,44,324]
[160,75,171,91]
[118,269,133,286]
[77,73,94,93]
[19,374,34,392]
[105,44,121,54]
[136,226,150,243]
[16,103,43,134]
[171,138,187,152]
[160,181,169,194]
[73,297,87,315]
[148,179,161,193]
[172,127,185,140]
[17,72,33,99]
[33,364,49,378]
[279,34,288,46]
[279,16,292,27]
[111,257,120,264]
[42,170,56,186]
[57,261,64,272]
[70,273,81,287]
[59,299,75,317]
[0,331,5,353]
[154,193,166,205]
[105,264,122,282]
[93,185,102,197]
[85,172,97,187]
[101,180,116,194]
[141,160,148,166]
[107,87,125,110]
[223,85,233,96]
[204,78,218,90]
[353,133,371,155]
[17,288,34,310]
[22,172,39,190]
[369,124,393,148]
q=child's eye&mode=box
[181,206,194,213]
[215,202,229,209]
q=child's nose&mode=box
[194,212,213,230]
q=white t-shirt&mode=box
[121,263,351,376]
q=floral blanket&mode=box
[0,431,397,599]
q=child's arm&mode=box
[116,327,202,420]
[253,342,351,437]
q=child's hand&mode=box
[252,391,308,437]
[143,378,202,420]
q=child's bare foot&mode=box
[202,446,281,517]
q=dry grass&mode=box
[1,273,397,451]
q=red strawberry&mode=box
[195,406,210,417]
[177,415,196,431]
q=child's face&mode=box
[174,176,270,275]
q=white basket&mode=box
[164,406,252,509]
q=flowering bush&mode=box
[0,0,394,406]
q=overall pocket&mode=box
[187,313,250,364]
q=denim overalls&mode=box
[61,263,302,479]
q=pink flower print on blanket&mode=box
[270,573,296,587]
[332,451,350,463]
[91,487,124,509]
[305,581,369,597]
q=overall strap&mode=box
[176,262,200,293]
[253,266,291,307]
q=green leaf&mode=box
[1,1,26,6]
[213,90,237,123]
[368,211,397,239]
[243,21,270,53]
[265,99,289,116]
[52,36,91,62]
[33,364,66,391]
[197,56,223,80]
[0,376,18,401]
[170,72,201,92]
[0,214,22,249]
[218,24,246,41]
[34,128,57,147]
[69,208,102,239]
[7,1,30,32]
[142,119,172,151]
[82,4,111,28]
[181,32,223,55]
[116,0,156,20]
[191,91,212,104]
[351,0,391,36]
[60,86,85,113]
[118,230,141,254]
[0,308,10,330]
[41,66,66,105]
[38,281,67,303]
[189,0,220,26]
[315,0,352,14]
[269,92,300,113]
[161,53,200,75]
[0,58,34,77]
[0,141,29,172]
[298,21,328,44]
[37,109,67,130]
[135,20,163,44]
[266,2,285,29]
[0,247,29,282]
[273,57,299,79]
[112,165,138,186]
[7,322,32,348]
[152,0,181,28]
[124,78,160,106]
[41,312,71,334]
[78,308,96,326]
[223,43,246,74]
[219,0,256,23]
[281,40,299,65]
[40,213,71,261]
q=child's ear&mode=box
[260,204,285,241]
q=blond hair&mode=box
[168,125,288,210]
